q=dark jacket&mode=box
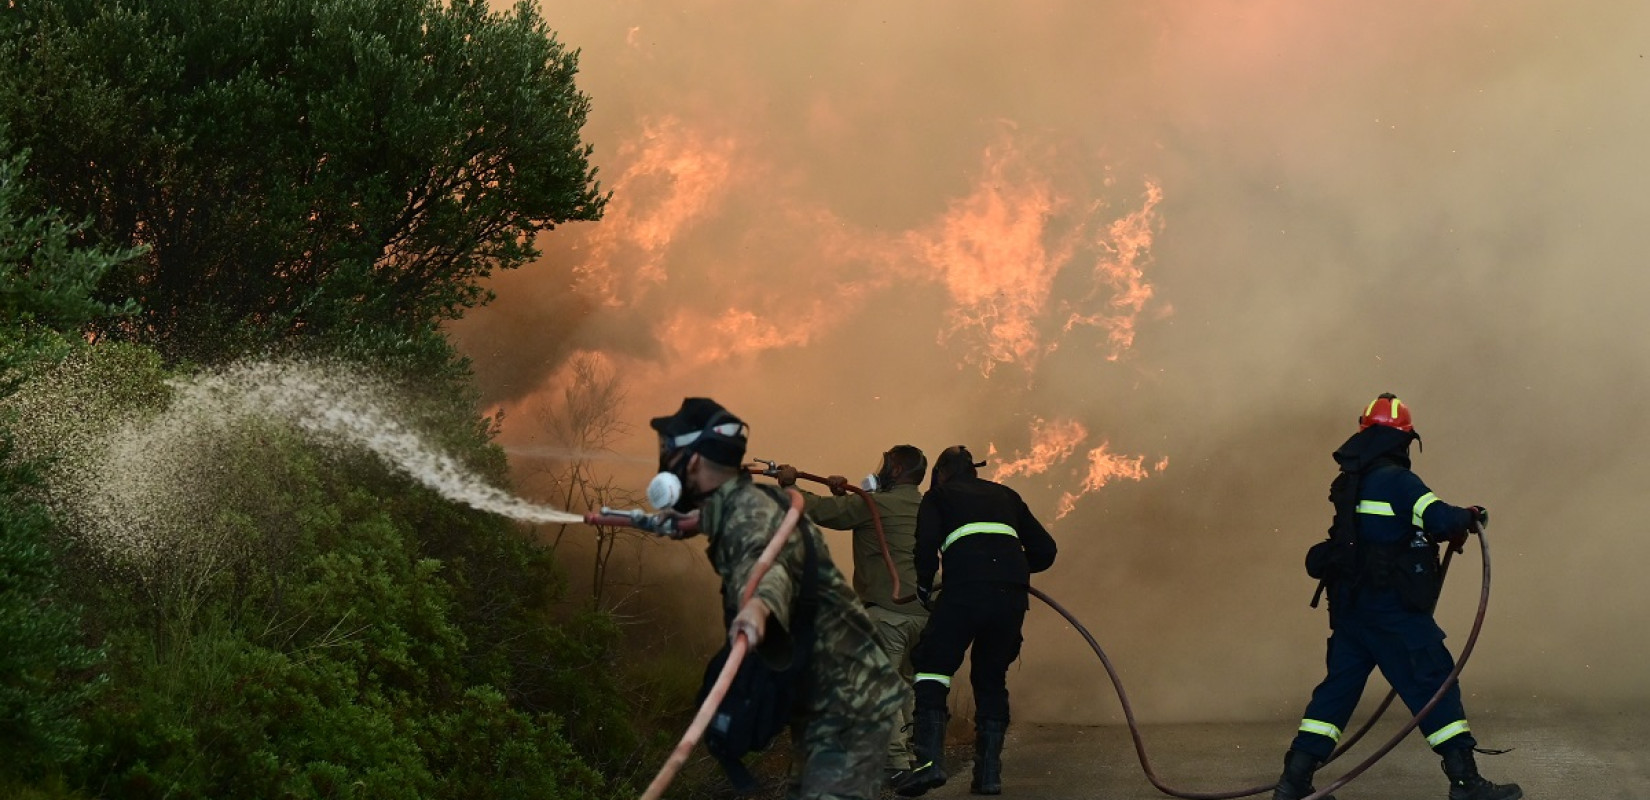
[1328,426,1477,615]
[914,475,1057,590]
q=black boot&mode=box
[1442,748,1523,800]
[1272,749,1335,800]
[894,707,949,797]
[971,718,1007,795]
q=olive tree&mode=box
[0,0,606,360]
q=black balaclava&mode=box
[647,397,748,511]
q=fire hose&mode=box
[744,460,919,605]
[581,473,1496,800]
[1032,532,1493,800]
[617,487,806,800]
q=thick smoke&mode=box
[451,1,1650,722]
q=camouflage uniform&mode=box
[799,483,927,772]
[702,475,905,800]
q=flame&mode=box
[992,418,1089,480]
[902,132,1167,376]
[1055,444,1164,519]
[908,135,1080,377]
[1063,180,1166,360]
[575,116,737,305]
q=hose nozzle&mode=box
[584,507,699,538]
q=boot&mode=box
[1442,748,1523,800]
[894,707,949,797]
[1272,749,1335,800]
[971,718,1007,795]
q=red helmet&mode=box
[1359,393,1413,432]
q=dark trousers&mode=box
[1290,611,1477,760]
[910,583,1027,723]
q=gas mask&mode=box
[645,407,750,513]
[647,447,697,512]
[860,453,898,493]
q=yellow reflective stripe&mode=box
[1426,719,1471,747]
[914,672,952,687]
[1356,500,1395,516]
[1412,492,1440,528]
[941,521,1018,552]
[1391,397,1403,421]
[1365,398,1380,418]
[1298,719,1342,741]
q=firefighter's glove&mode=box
[1447,529,1469,555]
[915,584,933,610]
[1466,505,1489,534]
[825,475,850,497]
[775,464,798,488]
[729,598,770,647]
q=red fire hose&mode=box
[632,488,805,800]
[1027,533,1492,799]
[743,461,918,605]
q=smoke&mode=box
[452,0,1650,722]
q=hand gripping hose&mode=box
[744,461,918,605]
[1029,530,1493,799]
[636,488,804,800]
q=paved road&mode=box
[919,708,1645,800]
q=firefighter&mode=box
[776,446,930,786]
[1274,394,1522,800]
[895,445,1057,797]
[648,398,904,800]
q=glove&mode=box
[825,475,849,497]
[1466,505,1488,534]
[775,464,798,488]
[1447,529,1469,555]
[915,584,932,610]
[729,598,770,646]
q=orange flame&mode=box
[992,418,1089,480]
[909,136,1080,377]
[1055,444,1165,519]
[576,116,738,305]
[1063,180,1166,360]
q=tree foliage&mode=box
[6,344,638,799]
[0,0,606,360]
[0,2,694,796]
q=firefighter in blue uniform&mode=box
[895,445,1057,798]
[1273,394,1522,800]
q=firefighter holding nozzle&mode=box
[896,445,1057,797]
[1274,394,1522,800]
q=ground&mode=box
[917,708,1644,800]
[699,705,1646,799]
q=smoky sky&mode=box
[449,1,1650,722]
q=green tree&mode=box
[0,0,606,361]
[0,126,134,790]
[0,127,141,392]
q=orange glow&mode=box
[992,418,1089,480]
[575,116,737,305]
[656,300,832,368]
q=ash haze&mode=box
[449,1,1650,724]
